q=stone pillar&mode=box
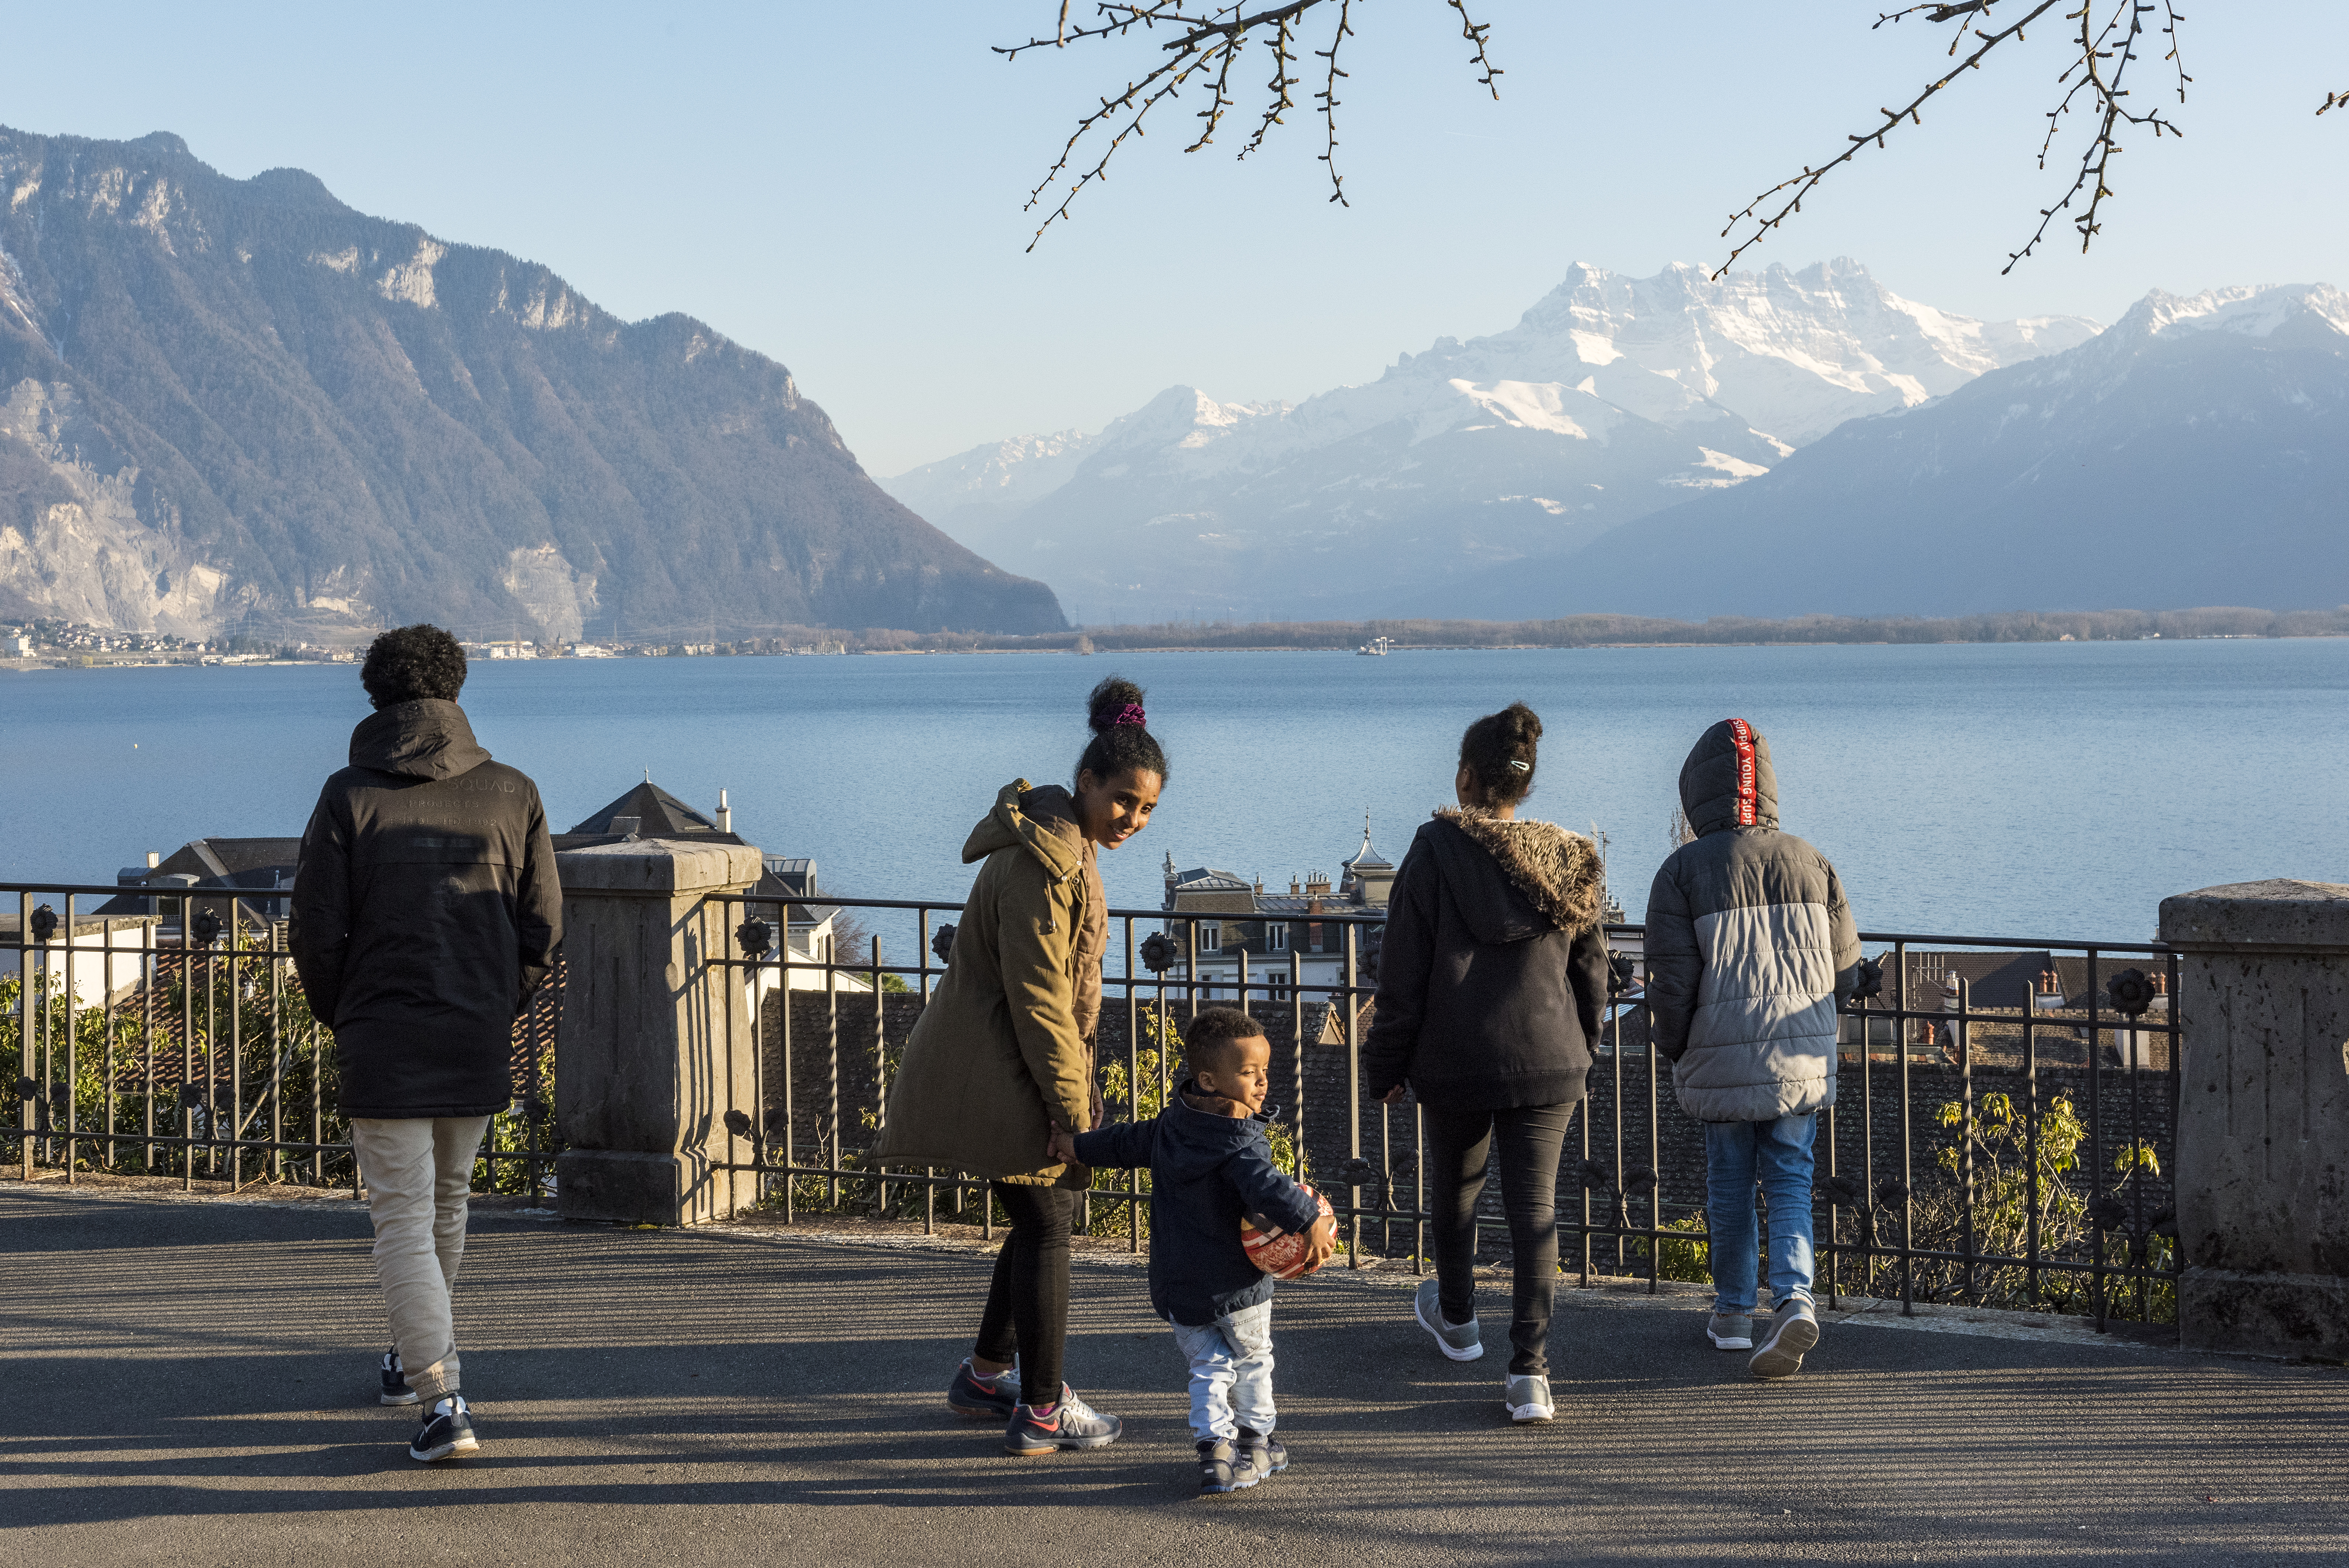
[2159,879,2349,1361]
[555,838,766,1226]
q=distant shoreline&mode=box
[6,604,2343,667]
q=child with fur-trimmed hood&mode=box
[1363,702,1611,1426]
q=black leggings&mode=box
[1422,1100,1579,1376]
[973,1182,1076,1406]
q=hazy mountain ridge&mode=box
[1443,282,2349,619]
[0,127,1063,639]
[882,261,2097,621]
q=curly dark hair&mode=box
[1459,700,1542,806]
[361,624,468,708]
[1074,675,1169,788]
[1183,1006,1266,1077]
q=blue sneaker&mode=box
[408,1395,480,1462]
[379,1347,420,1407]
[946,1358,1017,1419]
[1003,1388,1122,1455]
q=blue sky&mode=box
[3,2,2343,475]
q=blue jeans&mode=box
[1167,1300,1275,1443]
[1703,1113,1818,1314]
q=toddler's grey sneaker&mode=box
[1706,1312,1755,1351]
[1504,1373,1554,1423]
[1749,1299,1820,1380]
[1413,1279,1484,1362]
[1236,1425,1288,1482]
[1198,1438,1253,1494]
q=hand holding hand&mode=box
[1046,1127,1079,1166]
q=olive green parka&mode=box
[875,780,1107,1188]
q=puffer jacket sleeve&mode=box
[996,858,1094,1134]
[290,787,351,1029]
[1362,833,1438,1099]
[1824,856,1864,1006]
[1645,851,1700,1064]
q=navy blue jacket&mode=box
[1074,1081,1321,1327]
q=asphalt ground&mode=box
[2,1181,2344,1567]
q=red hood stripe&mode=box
[1727,718,1757,828]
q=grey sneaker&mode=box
[1706,1312,1755,1351]
[1413,1279,1484,1362]
[1504,1373,1554,1423]
[1749,1299,1820,1379]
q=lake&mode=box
[3,639,2342,941]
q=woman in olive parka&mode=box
[877,676,1167,1455]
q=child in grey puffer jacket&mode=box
[1647,718,1862,1381]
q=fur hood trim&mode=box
[1433,807,1604,933]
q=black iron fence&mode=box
[708,895,2184,1333]
[3,876,2183,1330]
[1,882,559,1198]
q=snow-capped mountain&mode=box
[1438,282,2349,620]
[881,260,2098,622]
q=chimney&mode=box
[716,788,732,834]
[146,851,160,869]
[1290,877,1300,896]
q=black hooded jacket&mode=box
[1362,809,1612,1109]
[291,700,562,1119]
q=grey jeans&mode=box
[350,1116,490,1402]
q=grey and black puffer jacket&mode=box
[1646,720,1862,1123]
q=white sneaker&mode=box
[1504,1373,1553,1423]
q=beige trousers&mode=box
[350,1116,491,1403]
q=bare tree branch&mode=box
[1716,1,2192,278]
[2322,88,2349,116]
[1001,1,1498,248]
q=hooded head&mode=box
[1677,718,1780,837]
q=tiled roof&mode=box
[567,780,721,837]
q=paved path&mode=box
[3,1182,2343,1567]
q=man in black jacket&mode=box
[292,624,561,1462]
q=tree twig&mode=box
[1002,1,1498,247]
[1715,1,2191,278]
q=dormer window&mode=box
[1198,923,1221,952]
[1269,925,1289,951]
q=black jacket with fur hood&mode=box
[1363,809,1612,1110]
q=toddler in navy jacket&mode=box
[1053,1007,1336,1495]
